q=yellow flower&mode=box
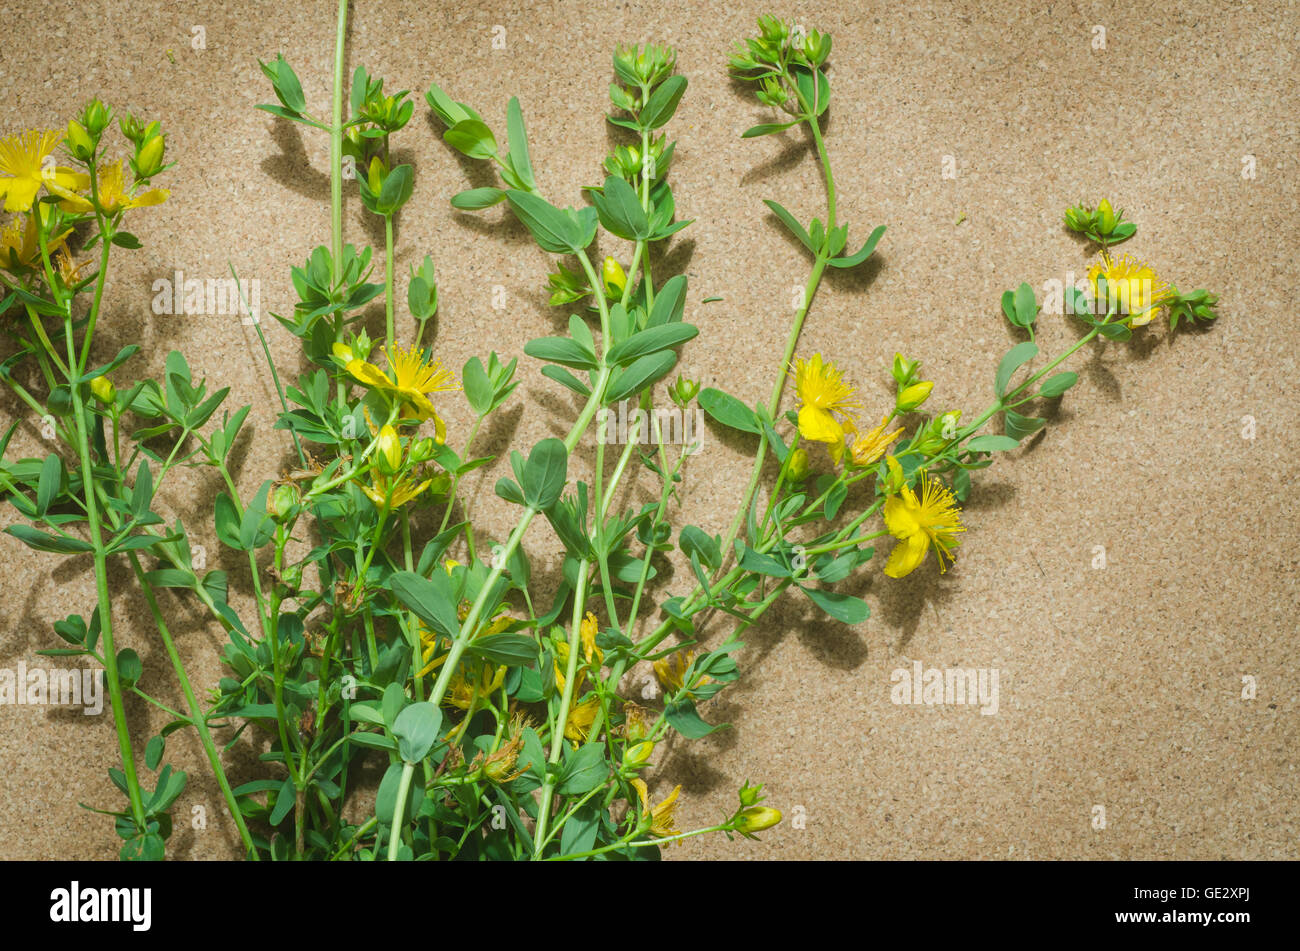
[630,778,681,839]
[654,650,708,694]
[882,461,966,578]
[794,353,858,414]
[0,210,72,272]
[0,130,85,212]
[794,353,862,464]
[360,470,431,510]
[48,161,167,215]
[555,612,604,693]
[564,695,601,743]
[347,345,457,441]
[1087,251,1173,328]
[797,403,847,462]
[443,661,506,710]
[843,414,902,468]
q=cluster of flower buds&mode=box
[1063,198,1136,245]
[729,16,831,74]
[603,134,671,184]
[667,374,700,409]
[612,42,677,90]
[891,352,933,413]
[909,410,962,456]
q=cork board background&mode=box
[1,0,1296,860]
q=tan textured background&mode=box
[1,0,1296,859]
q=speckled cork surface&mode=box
[1,0,1296,860]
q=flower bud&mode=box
[80,99,112,137]
[269,482,301,523]
[738,780,765,807]
[65,121,95,162]
[376,424,403,475]
[89,375,116,405]
[331,341,355,364]
[883,455,906,495]
[134,134,166,179]
[279,564,303,589]
[367,156,387,195]
[787,447,810,482]
[736,806,782,833]
[410,436,438,463]
[1096,198,1117,235]
[896,380,933,413]
[602,256,627,298]
[668,374,700,408]
[623,741,654,770]
[891,352,920,386]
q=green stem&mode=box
[384,214,395,352]
[531,559,591,856]
[386,760,415,860]
[130,555,258,857]
[331,0,347,279]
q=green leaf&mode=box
[523,335,598,370]
[966,434,1020,453]
[742,120,799,138]
[214,492,242,549]
[462,356,493,415]
[467,633,539,666]
[678,525,721,571]
[665,698,727,738]
[540,365,591,397]
[444,119,497,159]
[739,546,791,578]
[392,702,443,763]
[592,175,650,240]
[645,275,688,328]
[389,570,461,638]
[238,481,274,550]
[130,459,153,517]
[828,224,886,268]
[1004,408,1046,441]
[349,731,397,752]
[1038,371,1078,398]
[995,342,1039,397]
[793,66,831,115]
[35,453,61,516]
[505,190,592,254]
[560,802,600,857]
[1013,281,1039,327]
[640,75,687,129]
[145,736,165,771]
[698,388,761,434]
[603,351,677,404]
[505,97,534,188]
[117,648,143,687]
[558,743,608,794]
[259,54,306,113]
[521,438,568,510]
[450,187,506,210]
[763,199,812,252]
[800,585,870,624]
[4,525,92,554]
[605,323,698,367]
[269,776,296,826]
